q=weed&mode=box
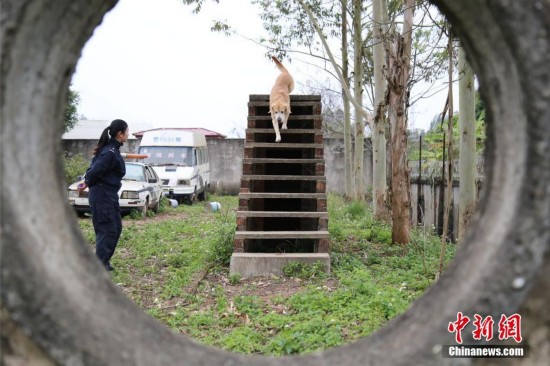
[206,212,236,266]
[229,273,241,285]
[345,200,366,218]
[158,195,170,213]
[128,209,142,220]
[282,261,327,280]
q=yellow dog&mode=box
[269,56,295,142]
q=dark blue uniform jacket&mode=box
[85,139,126,191]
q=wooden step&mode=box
[246,128,319,134]
[238,192,325,199]
[243,158,324,164]
[234,231,329,239]
[249,94,321,102]
[237,211,328,218]
[245,142,323,149]
[247,115,322,122]
[241,175,325,181]
[249,101,322,108]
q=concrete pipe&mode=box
[1,0,549,365]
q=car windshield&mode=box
[138,146,193,166]
[123,164,146,182]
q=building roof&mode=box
[132,127,226,139]
[62,120,154,140]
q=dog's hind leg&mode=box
[272,117,281,142]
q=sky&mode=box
[71,0,454,137]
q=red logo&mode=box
[498,314,522,343]
[448,312,471,344]
[449,313,522,344]
[472,314,494,341]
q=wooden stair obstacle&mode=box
[229,95,330,277]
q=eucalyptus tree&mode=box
[341,0,353,197]
[457,45,476,243]
[372,0,389,219]
[351,0,366,200]
[438,25,455,272]
[385,0,415,244]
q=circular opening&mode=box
[1,0,548,365]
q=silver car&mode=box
[68,162,163,218]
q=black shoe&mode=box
[105,263,114,272]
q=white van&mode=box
[138,129,210,204]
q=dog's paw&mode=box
[282,125,288,130]
[275,136,281,143]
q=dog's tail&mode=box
[272,56,288,73]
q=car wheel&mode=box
[197,183,207,202]
[152,197,160,213]
[141,198,149,218]
[186,188,196,205]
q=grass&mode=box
[77,194,456,356]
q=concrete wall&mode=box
[62,139,141,160]
[206,138,244,194]
[324,138,373,194]
[206,138,373,195]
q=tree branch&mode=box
[296,0,371,127]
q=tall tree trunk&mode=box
[458,45,476,243]
[439,29,454,275]
[353,0,364,200]
[372,0,389,219]
[387,0,414,244]
[342,0,353,199]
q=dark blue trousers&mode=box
[89,185,122,267]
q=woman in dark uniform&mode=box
[81,119,129,271]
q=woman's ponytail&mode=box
[92,119,128,155]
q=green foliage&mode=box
[157,195,170,214]
[181,0,220,14]
[229,273,241,285]
[128,209,143,220]
[282,261,327,280]
[252,0,328,60]
[63,153,88,183]
[345,200,366,219]
[64,86,80,133]
[205,209,236,266]
[410,91,487,163]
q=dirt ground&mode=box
[116,210,338,313]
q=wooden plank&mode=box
[237,211,328,218]
[246,128,318,133]
[234,231,329,239]
[238,192,326,199]
[247,115,322,121]
[241,175,326,181]
[245,142,323,149]
[249,94,321,102]
[243,158,324,164]
[248,101,322,108]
